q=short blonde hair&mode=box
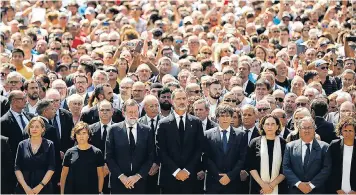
[26,117,46,137]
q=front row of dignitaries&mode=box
[1,89,356,194]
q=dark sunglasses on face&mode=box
[319,66,328,70]
[275,97,284,102]
[175,40,183,44]
[225,99,237,103]
[0,72,8,77]
[296,102,307,107]
[109,39,117,42]
[106,69,118,73]
[258,108,270,112]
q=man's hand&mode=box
[60,151,65,159]
[336,190,346,194]
[197,171,205,180]
[175,170,189,181]
[125,175,141,189]
[148,163,159,176]
[218,173,231,185]
[240,170,248,181]
[297,182,312,194]
[349,190,356,194]
[104,163,110,177]
[32,184,43,194]
[119,175,130,189]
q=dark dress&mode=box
[247,136,287,194]
[14,138,55,194]
[62,145,104,194]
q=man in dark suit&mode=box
[106,99,154,194]
[311,100,338,144]
[81,83,124,125]
[89,100,114,194]
[272,108,291,140]
[0,95,10,116]
[46,89,74,155]
[236,61,255,97]
[193,98,218,193]
[203,104,246,193]
[132,81,147,117]
[138,95,161,194]
[1,135,14,194]
[236,104,260,194]
[156,89,204,194]
[283,116,331,194]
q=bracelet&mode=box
[39,182,46,187]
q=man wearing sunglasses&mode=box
[315,59,338,96]
[105,66,120,94]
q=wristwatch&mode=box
[39,182,46,187]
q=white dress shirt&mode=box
[10,109,29,132]
[202,118,208,131]
[138,101,144,116]
[295,140,315,189]
[174,111,186,129]
[53,110,62,138]
[27,103,38,114]
[219,126,231,141]
[243,126,255,143]
[146,115,158,130]
[341,145,353,193]
[125,122,137,144]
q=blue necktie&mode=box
[303,143,311,171]
[18,114,27,130]
[222,130,228,153]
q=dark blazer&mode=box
[315,117,337,144]
[105,122,154,194]
[81,105,124,125]
[326,139,356,194]
[203,126,246,193]
[138,115,161,131]
[0,111,34,161]
[206,118,218,130]
[89,121,113,154]
[245,80,255,97]
[0,95,9,116]
[236,125,260,145]
[61,99,69,111]
[283,139,331,194]
[281,128,291,140]
[58,108,75,152]
[1,135,14,194]
[156,113,204,193]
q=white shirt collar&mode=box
[219,126,231,132]
[147,115,158,122]
[10,109,22,117]
[125,122,138,130]
[302,140,313,147]
[243,126,255,132]
[40,116,49,123]
[173,111,186,120]
[202,118,208,125]
[100,120,112,128]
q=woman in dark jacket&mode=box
[327,117,356,194]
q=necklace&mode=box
[31,143,41,154]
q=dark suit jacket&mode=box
[0,111,34,160]
[61,99,69,111]
[1,135,14,194]
[81,105,124,125]
[89,121,113,155]
[105,122,154,193]
[245,80,255,97]
[156,113,204,190]
[58,109,75,152]
[315,117,337,144]
[326,139,356,193]
[0,95,9,116]
[206,118,218,130]
[203,126,246,193]
[283,139,331,193]
[138,115,161,164]
[282,128,291,140]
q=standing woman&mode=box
[60,122,104,194]
[327,117,356,194]
[247,114,287,194]
[14,117,55,194]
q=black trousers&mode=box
[146,173,160,194]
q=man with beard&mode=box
[230,86,252,107]
[73,74,89,106]
[23,79,39,114]
[158,87,173,118]
[81,83,124,125]
[156,88,204,194]
[201,59,217,76]
[237,61,255,97]
[106,99,154,193]
[206,78,222,120]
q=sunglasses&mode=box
[0,72,8,77]
[202,52,211,55]
[51,47,61,50]
[225,99,237,103]
[296,102,307,107]
[189,90,201,94]
[175,40,183,44]
[258,108,270,112]
[319,66,328,70]
[109,39,117,42]
[275,97,284,102]
[106,69,118,73]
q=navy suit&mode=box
[203,126,246,193]
[283,139,331,194]
[105,122,154,194]
[314,117,337,144]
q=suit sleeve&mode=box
[156,122,180,174]
[185,119,204,173]
[227,132,246,180]
[202,132,220,177]
[138,127,154,178]
[310,144,332,188]
[283,143,301,186]
[105,126,123,178]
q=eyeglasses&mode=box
[189,90,201,94]
[275,97,284,102]
[8,80,20,85]
[52,99,61,103]
[51,47,61,50]
[268,56,275,59]
[258,108,270,112]
[207,37,215,40]
[224,99,237,103]
[106,69,118,73]
[296,102,307,107]
[65,38,73,40]
[202,52,211,55]
[109,39,117,42]
[0,72,8,77]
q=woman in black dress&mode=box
[14,117,55,194]
[247,114,287,194]
[60,122,104,194]
[326,117,356,194]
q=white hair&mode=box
[67,94,84,105]
[336,92,352,102]
[93,70,109,82]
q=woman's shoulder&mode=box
[42,138,54,145]
[249,136,262,146]
[90,145,103,154]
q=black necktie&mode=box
[18,114,27,130]
[244,129,250,144]
[222,130,228,153]
[150,118,155,131]
[303,143,311,171]
[129,127,135,153]
[179,116,185,144]
[102,125,107,140]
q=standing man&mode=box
[158,87,173,118]
[206,78,222,120]
[90,100,114,194]
[271,108,291,139]
[156,89,204,194]
[193,99,218,131]
[203,104,246,193]
[138,95,161,194]
[283,116,331,194]
[52,79,69,111]
[23,79,40,114]
[132,81,146,117]
[106,99,154,193]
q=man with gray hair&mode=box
[5,72,23,94]
[32,62,47,77]
[150,57,172,83]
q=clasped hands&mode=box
[175,170,189,181]
[298,182,313,194]
[219,173,231,185]
[24,184,43,195]
[260,182,274,194]
[119,174,141,189]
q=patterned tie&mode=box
[222,130,228,153]
[179,116,185,144]
[18,114,27,130]
[303,143,311,171]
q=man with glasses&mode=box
[271,108,291,139]
[186,83,202,98]
[315,59,338,96]
[187,35,200,57]
[4,72,23,95]
[255,100,271,121]
[73,74,89,106]
[117,77,134,110]
[52,79,69,110]
[295,96,310,110]
[132,81,146,117]
[272,89,285,109]
[190,62,203,78]
[136,64,152,83]
[105,66,120,94]
[222,92,238,108]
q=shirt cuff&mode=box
[295,181,301,187]
[118,174,124,179]
[309,183,315,189]
[136,174,142,179]
[183,168,190,175]
[172,168,181,177]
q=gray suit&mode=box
[283,139,331,194]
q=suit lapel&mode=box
[226,127,236,154]
[308,139,321,168]
[169,114,181,146]
[213,127,223,152]
[183,115,193,145]
[9,111,24,136]
[294,140,304,174]
[134,124,144,158]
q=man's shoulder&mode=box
[89,122,100,129]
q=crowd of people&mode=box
[1,0,356,194]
